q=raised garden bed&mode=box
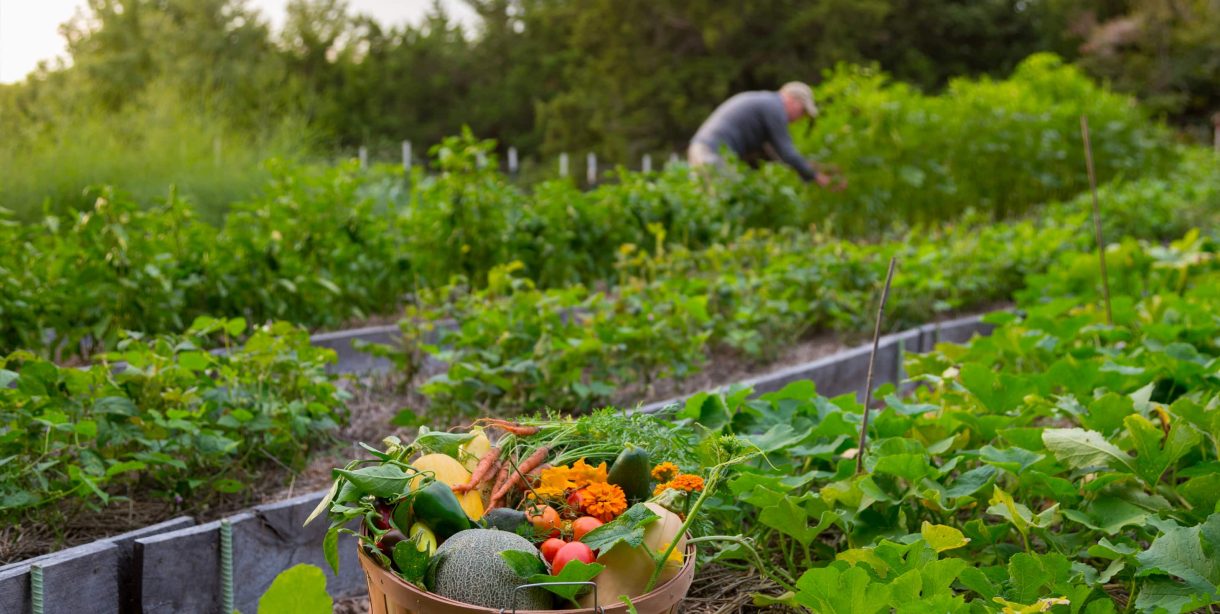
[0,314,994,612]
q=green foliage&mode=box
[1074,0,1220,123]
[698,230,1220,612]
[2,0,1214,214]
[580,504,661,553]
[0,66,1202,360]
[257,564,333,614]
[796,54,1174,230]
[500,551,605,604]
[0,316,347,524]
[376,151,1219,417]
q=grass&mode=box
[0,86,311,224]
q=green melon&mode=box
[427,528,554,610]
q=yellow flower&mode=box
[532,466,575,501]
[651,462,679,482]
[657,541,685,567]
[583,482,627,522]
[568,458,609,490]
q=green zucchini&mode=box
[607,444,651,503]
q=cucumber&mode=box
[480,507,530,535]
[607,444,651,503]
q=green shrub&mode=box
[797,54,1175,231]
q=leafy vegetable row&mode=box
[684,229,1220,612]
[373,152,1220,419]
[0,55,1170,359]
[0,317,348,525]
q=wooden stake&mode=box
[856,256,898,475]
[1212,112,1220,155]
[1080,116,1113,326]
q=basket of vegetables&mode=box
[307,413,746,613]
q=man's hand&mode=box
[811,162,848,192]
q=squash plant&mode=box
[687,230,1220,612]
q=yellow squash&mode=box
[578,502,686,608]
[459,429,492,472]
[410,453,485,520]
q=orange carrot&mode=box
[492,446,550,503]
[453,447,501,494]
[486,454,516,509]
[476,418,541,437]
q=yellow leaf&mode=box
[836,548,890,578]
[921,521,970,552]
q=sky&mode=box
[0,0,478,84]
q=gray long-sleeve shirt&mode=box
[691,91,817,181]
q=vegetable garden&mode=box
[2,55,1220,613]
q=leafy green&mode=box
[580,504,659,553]
[334,465,414,500]
[257,564,333,614]
[500,551,605,604]
[392,539,432,586]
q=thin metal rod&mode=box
[1080,116,1113,325]
[856,256,898,475]
[221,519,234,613]
[31,564,44,614]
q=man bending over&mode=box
[688,81,833,187]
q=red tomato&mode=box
[540,538,566,563]
[566,489,587,514]
[572,516,603,541]
[552,541,594,575]
[527,505,562,538]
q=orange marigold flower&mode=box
[651,462,680,482]
[669,474,704,493]
[568,458,609,489]
[653,481,672,496]
[583,482,627,522]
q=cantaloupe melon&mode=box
[428,528,554,610]
[578,502,686,608]
[410,453,485,520]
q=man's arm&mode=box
[764,112,818,182]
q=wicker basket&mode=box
[358,542,696,614]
